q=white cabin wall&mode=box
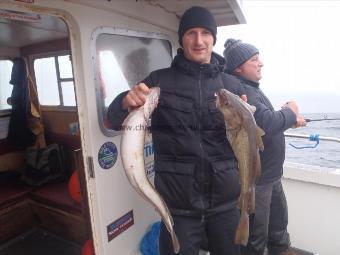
[0,1,179,254]
[54,3,178,255]
[283,165,340,255]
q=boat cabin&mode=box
[0,1,339,255]
[0,1,245,254]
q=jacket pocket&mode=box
[158,92,194,113]
[210,159,240,204]
[153,92,195,133]
[154,160,195,209]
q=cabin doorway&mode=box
[0,8,90,255]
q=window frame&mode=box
[91,26,175,137]
[30,50,76,111]
[0,58,14,116]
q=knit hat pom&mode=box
[223,39,241,58]
[223,38,259,73]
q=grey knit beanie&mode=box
[178,6,217,46]
[223,38,259,73]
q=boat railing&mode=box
[284,133,340,143]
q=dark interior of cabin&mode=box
[0,9,91,255]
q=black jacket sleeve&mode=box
[221,73,245,96]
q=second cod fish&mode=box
[120,87,180,254]
[216,88,264,246]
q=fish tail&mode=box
[170,230,180,254]
[256,126,265,151]
[234,210,249,246]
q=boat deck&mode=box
[0,229,81,255]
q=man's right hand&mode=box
[281,101,307,128]
[293,115,307,128]
[281,101,299,115]
[122,83,150,110]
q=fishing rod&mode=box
[305,118,340,122]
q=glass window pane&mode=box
[95,33,172,133]
[58,55,73,79]
[34,57,60,105]
[61,81,76,106]
[0,60,13,110]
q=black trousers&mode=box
[243,179,290,255]
[159,208,241,255]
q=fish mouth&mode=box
[215,91,228,107]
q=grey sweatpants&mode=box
[243,179,291,255]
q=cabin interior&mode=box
[0,9,90,254]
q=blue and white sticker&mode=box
[144,140,155,179]
[98,142,118,169]
[107,210,134,242]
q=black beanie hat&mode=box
[223,38,259,73]
[178,6,217,46]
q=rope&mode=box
[289,134,320,149]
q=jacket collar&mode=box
[235,75,260,88]
[172,48,225,77]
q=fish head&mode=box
[216,89,242,128]
[144,87,160,122]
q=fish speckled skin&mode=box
[216,88,264,246]
[120,87,180,253]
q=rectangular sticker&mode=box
[107,210,134,242]
[15,0,34,3]
[0,10,40,22]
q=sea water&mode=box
[285,112,340,169]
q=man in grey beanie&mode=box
[223,39,306,255]
[107,7,246,255]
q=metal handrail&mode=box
[285,133,340,143]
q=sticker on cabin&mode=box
[98,142,118,169]
[0,10,40,22]
[144,141,155,179]
[15,0,34,3]
[107,210,134,242]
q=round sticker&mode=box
[98,142,118,169]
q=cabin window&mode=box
[34,54,76,107]
[94,29,173,134]
[0,60,13,111]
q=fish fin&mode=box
[171,231,181,254]
[242,101,256,114]
[255,154,262,182]
[249,187,256,214]
[234,210,249,246]
[256,127,265,151]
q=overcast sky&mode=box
[214,0,340,114]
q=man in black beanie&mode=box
[107,6,245,255]
[223,39,306,255]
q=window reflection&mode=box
[95,32,172,134]
[99,50,130,107]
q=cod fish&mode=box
[216,89,264,246]
[120,87,180,254]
